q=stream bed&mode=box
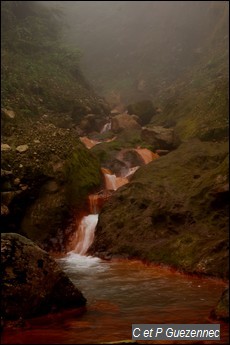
[2,253,228,344]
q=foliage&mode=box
[65,145,102,207]
[1,1,91,118]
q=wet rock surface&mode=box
[1,233,86,321]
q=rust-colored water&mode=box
[2,257,228,344]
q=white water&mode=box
[104,173,117,190]
[74,214,99,255]
[100,122,111,133]
[58,252,107,277]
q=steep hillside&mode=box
[1,1,109,123]
[1,1,107,250]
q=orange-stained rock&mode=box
[79,136,100,149]
[135,148,159,164]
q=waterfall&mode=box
[104,173,117,190]
[74,214,99,255]
[72,146,158,257]
[100,121,111,133]
[73,193,101,255]
[103,173,129,191]
[89,194,100,214]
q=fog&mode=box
[41,1,228,104]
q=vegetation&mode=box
[1,1,105,120]
[151,49,229,141]
[65,146,102,206]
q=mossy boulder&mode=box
[71,99,108,125]
[91,129,150,175]
[127,100,157,126]
[210,288,229,322]
[90,139,229,278]
[79,113,106,133]
[111,113,141,133]
[64,146,102,206]
[141,125,180,150]
[1,233,86,321]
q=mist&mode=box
[1,1,229,344]
[42,1,228,104]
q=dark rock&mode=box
[79,113,106,133]
[155,149,170,156]
[1,233,86,320]
[127,100,157,125]
[117,149,145,168]
[111,114,141,133]
[106,159,128,177]
[210,288,229,321]
[141,126,180,150]
[1,204,9,216]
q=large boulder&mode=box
[79,113,106,133]
[111,114,141,133]
[71,98,109,125]
[127,100,157,125]
[90,139,229,278]
[141,126,180,150]
[1,233,86,320]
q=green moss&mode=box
[127,100,156,125]
[64,145,102,206]
[152,64,228,142]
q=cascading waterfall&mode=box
[74,214,99,255]
[72,166,137,255]
[103,171,129,191]
[72,144,158,256]
[73,192,102,255]
[100,121,111,133]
